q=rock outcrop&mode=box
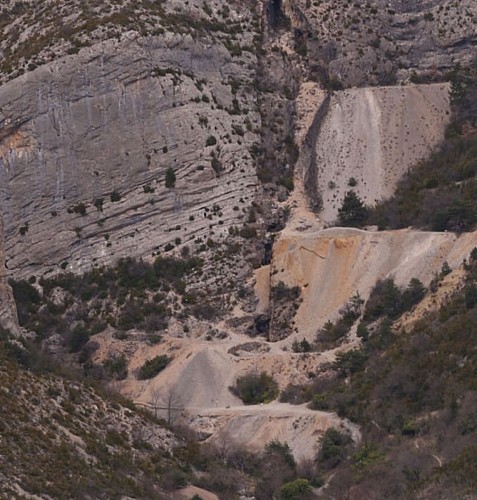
[0,30,260,279]
[0,215,19,335]
[284,0,477,87]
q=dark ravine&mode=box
[302,94,330,212]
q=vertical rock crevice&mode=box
[0,214,20,335]
[302,93,331,212]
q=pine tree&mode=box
[337,191,368,227]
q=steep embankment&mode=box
[0,8,260,280]
[311,83,450,223]
[272,227,477,340]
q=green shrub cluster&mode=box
[231,371,279,404]
[10,255,204,366]
[137,355,171,380]
[281,250,477,497]
[367,62,477,232]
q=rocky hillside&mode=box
[1,0,477,499]
[283,0,476,87]
[0,337,180,498]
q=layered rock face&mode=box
[0,31,260,279]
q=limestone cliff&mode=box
[0,27,260,279]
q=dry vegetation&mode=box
[0,0,261,82]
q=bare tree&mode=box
[149,385,183,425]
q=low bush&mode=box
[137,355,171,380]
[231,372,279,404]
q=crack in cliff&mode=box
[302,93,330,212]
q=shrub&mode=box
[317,428,352,469]
[165,167,176,188]
[231,372,279,404]
[110,190,121,202]
[72,202,87,216]
[239,226,257,239]
[93,198,104,211]
[280,478,312,499]
[68,324,90,353]
[272,281,300,302]
[291,339,311,353]
[206,135,217,146]
[137,355,171,379]
[104,354,128,380]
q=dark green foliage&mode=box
[238,225,257,239]
[337,191,369,227]
[265,440,296,468]
[291,338,311,353]
[271,281,300,302]
[10,280,41,325]
[334,349,368,376]
[351,443,385,477]
[103,354,128,380]
[10,254,204,353]
[68,324,90,353]
[368,62,477,232]
[93,198,104,211]
[465,283,477,309]
[205,135,217,147]
[254,440,297,499]
[72,202,87,216]
[110,190,121,202]
[165,167,176,188]
[364,277,425,322]
[211,156,223,174]
[154,255,203,290]
[231,372,279,404]
[316,293,363,346]
[280,478,312,499]
[137,355,171,380]
[317,428,352,469]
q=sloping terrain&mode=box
[271,227,477,339]
[95,332,361,462]
[312,84,450,223]
[0,351,180,499]
[284,0,476,87]
[1,0,476,498]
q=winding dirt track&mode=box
[110,81,477,463]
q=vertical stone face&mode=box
[0,35,260,280]
[0,214,20,335]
